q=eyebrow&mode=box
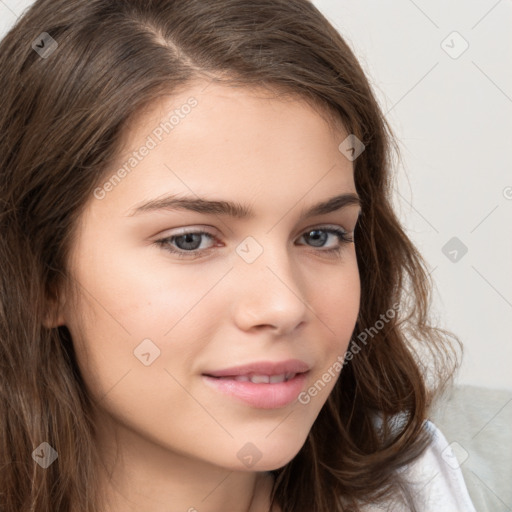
[127,192,361,219]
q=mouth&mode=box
[201,360,310,409]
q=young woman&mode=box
[0,1,476,511]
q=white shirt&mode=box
[362,420,477,511]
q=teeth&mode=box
[250,374,270,383]
[216,373,298,383]
[232,373,297,383]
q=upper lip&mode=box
[203,359,311,378]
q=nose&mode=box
[231,237,309,335]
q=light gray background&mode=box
[1,0,511,390]
[312,0,512,391]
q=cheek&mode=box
[310,257,360,341]
[70,236,229,335]
[64,250,228,397]
[302,258,360,405]
[296,268,360,409]
[63,274,213,444]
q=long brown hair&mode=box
[0,0,460,510]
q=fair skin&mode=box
[53,80,361,512]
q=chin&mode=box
[229,436,308,473]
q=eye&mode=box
[297,227,354,254]
[154,225,354,259]
[155,230,217,257]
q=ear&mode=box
[42,288,67,329]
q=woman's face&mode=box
[60,81,361,473]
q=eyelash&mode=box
[154,226,354,259]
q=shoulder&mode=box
[348,420,478,512]
[396,420,477,512]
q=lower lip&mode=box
[202,372,308,409]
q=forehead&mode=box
[121,79,347,148]
[88,80,357,222]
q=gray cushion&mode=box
[430,385,512,512]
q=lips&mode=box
[201,359,311,408]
